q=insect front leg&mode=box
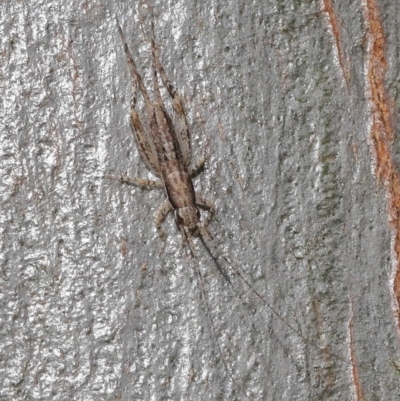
[194,194,220,258]
[196,194,215,228]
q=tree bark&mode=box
[1,0,399,400]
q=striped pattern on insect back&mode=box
[148,104,196,210]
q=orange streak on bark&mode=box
[321,0,350,85]
[365,0,400,326]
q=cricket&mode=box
[106,15,349,399]
[107,18,217,259]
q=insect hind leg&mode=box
[116,17,153,114]
[116,18,161,175]
[150,22,192,166]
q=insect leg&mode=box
[189,156,206,178]
[105,174,163,189]
[130,95,161,175]
[196,194,215,228]
[155,199,173,243]
[150,35,163,106]
[150,22,192,166]
[116,18,161,175]
[116,18,153,115]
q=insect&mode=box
[107,19,216,260]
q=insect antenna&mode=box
[197,226,354,367]
[181,227,197,260]
[187,248,255,401]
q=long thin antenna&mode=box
[198,228,353,367]
[189,253,254,401]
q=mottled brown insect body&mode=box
[151,104,200,233]
[109,20,214,251]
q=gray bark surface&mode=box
[1,0,399,400]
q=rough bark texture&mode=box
[1,0,400,400]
